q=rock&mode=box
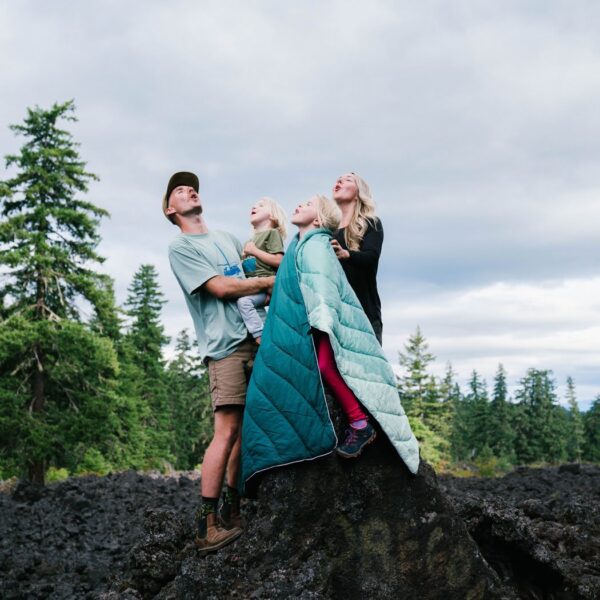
[122,431,511,599]
[440,466,600,599]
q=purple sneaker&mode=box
[336,423,377,458]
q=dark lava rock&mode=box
[0,470,200,600]
[2,447,598,598]
[440,465,600,599]
[117,435,510,599]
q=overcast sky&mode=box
[1,1,599,408]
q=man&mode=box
[164,171,274,553]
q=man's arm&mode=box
[200,275,275,300]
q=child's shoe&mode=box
[336,423,377,458]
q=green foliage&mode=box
[0,316,122,478]
[46,467,69,482]
[0,100,107,321]
[123,264,173,466]
[166,330,213,469]
[513,369,567,464]
[565,377,584,462]
[583,396,600,462]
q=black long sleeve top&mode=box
[332,219,383,331]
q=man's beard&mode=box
[183,204,203,217]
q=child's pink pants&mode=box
[313,331,367,423]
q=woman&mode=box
[239,195,418,495]
[331,173,383,343]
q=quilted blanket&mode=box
[240,229,419,493]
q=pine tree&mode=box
[398,327,448,467]
[0,101,120,482]
[465,370,491,458]
[124,264,172,466]
[398,326,435,421]
[488,364,515,461]
[166,330,212,469]
[565,376,584,462]
[583,396,600,462]
[513,369,566,464]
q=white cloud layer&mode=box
[1,1,598,408]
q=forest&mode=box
[1,101,598,484]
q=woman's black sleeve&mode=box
[347,220,383,267]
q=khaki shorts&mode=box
[207,338,257,412]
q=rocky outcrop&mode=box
[440,465,600,599]
[116,431,510,599]
[0,471,201,600]
[1,446,598,598]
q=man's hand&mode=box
[262,275,275,294]
[331,239,350,260]
[244,241,258,257]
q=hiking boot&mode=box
[336,423,377,458]
[195,512,242,554]
[220,498,245,530]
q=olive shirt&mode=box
[168,230,249,362]
[245,229,285,277]
[332,219,384,336]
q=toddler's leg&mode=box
[236,293,267,340]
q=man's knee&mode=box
[213,407,243,448]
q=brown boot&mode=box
[195,512,242,554]
[219,506,245,530]
[220,488,245,530]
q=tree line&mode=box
[0,102,598,483]
[398,328,600,472]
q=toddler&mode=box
[237,197,287,343]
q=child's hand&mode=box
[244,241,258,257]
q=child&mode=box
[240,195,418,494]
[237,197,287,344]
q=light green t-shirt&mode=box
[245,229,285,277]
[168,230,251,362]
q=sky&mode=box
[1,1,599,408]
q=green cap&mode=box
[162,171,199,219]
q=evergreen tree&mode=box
[166,330,212,469]
[464,370,491,458]
[583,396,600,462]
[0,101,119,482]
[398,326,435,421]
[513,369,566,464]
[565,376,584,462]
[488,364,515,461]
[124,264,172,465]
[398,327,448,467]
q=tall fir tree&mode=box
[166,330,212,469]
[582,396,600,462]
[124,264,172,466]
[398,327,448,467]
[465,370,491,458]
[565,376,584,462]
[488,364,515,461]
[513,369,566,464]
[0,101,121,482]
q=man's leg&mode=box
[201,407,243,497]
[196,408,243,552]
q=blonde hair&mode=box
[315,195,342,231]
[343,173,377,251]
[255,196,287,240]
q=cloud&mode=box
[383,277,600,409]
[1,1,599,408]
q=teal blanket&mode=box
[240,229,419,492]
